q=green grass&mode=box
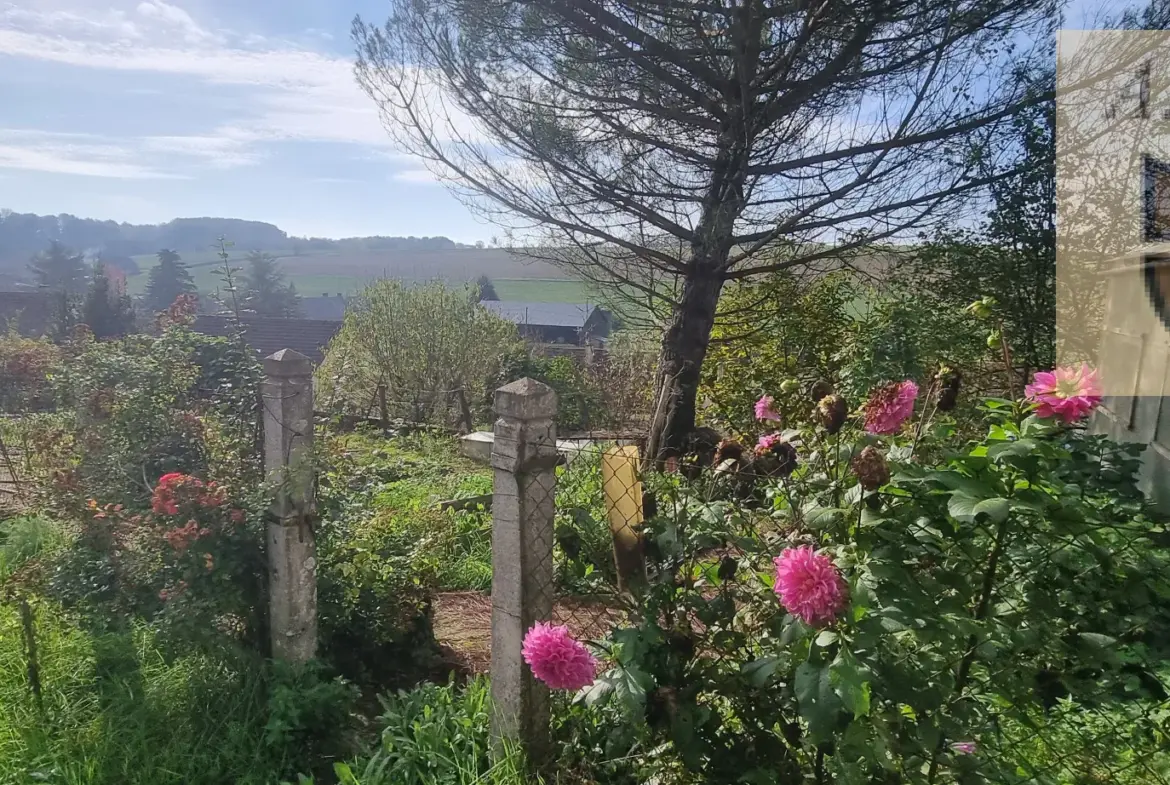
[492,279,599,303]
[0,604,287,785]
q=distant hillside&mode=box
[0,209,471,275]
[121,246,576,301]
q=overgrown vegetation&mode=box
[318,279,521,426]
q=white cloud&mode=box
[0,1,489,165]
[134,0,210,43]
[0,4,142,40]
[0,3,389,154]
[0,128,257,179]
[0,131,186,179]
[0,1,498,186]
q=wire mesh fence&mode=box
[496,383,1170,783]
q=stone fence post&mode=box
[263,348,317,663]
[490,378,558,763]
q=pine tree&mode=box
[29,241,87,294]
[82,263,137,339]
[475,274,499,301]
[242,251,301,317]
[145,249,197,313]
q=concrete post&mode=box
[263,348,317,663]
[489,377,558,763]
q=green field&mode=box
[126,251,604,305]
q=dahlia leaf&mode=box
[830,652,872,719]
[972,497,1010,523]
[742,656,782,688]
[795,661,840,741]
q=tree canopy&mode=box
[82,263,137,339]
[145,249,198,314]
[241,251,301,318]
[354,0,1057,456]
[318,279,520,424]
[29,241,88,295]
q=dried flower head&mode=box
[713,439,746,468]
[852,445,891,491]
[755,433,798,477]
[935,368,962,412]
[808,379,833,403]
[1024,364,1102,424]
[814,394,848,434]
[863,380,919,435]
[522,622,597,691]
[773,546,848,626]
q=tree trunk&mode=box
[645,268,725,462]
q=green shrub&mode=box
[333,677,536,785]
[578,391,1170,784]
[318,279,521,426]
[265,659,360,770]
[503,353,602,432]
[314,433,493,688]
[702,270,855,437]
[0,333,59,412]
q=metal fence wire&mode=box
[509,391,1170,784]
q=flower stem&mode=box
[926,515,1011,783]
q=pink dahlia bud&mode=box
[1024,364,1102,424]
[851,446,890,491]
[772,546,848,626]
[754,395,782,422]
[522,622,597,691]
[814,394,848,434]
[863,380,919,435]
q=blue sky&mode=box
[0,0,489,240]
[0,0,1117,241]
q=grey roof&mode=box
[480,301,596,328]
[192,315,341,365]
[300,295,348,321]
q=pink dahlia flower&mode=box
[522,622,597,691]
[1024,364,1102,424]
[756,432,784,452]
[864,380,919,435]
[755,395,781,422]
[773,546,848,626]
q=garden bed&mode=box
[433,591,627,675]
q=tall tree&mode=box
[906,71,1055,387]
[81,263,137,339]
[241,251,301,317]
[475,274,500,301]
[145,249,197,313]
[354,0,1057,457]
[29,241,87,295]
